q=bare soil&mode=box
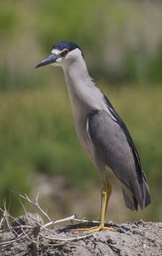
[0,212,162,256]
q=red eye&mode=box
[63,49,69,56]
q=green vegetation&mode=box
[0,1,162,221]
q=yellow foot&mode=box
[70,225,117,234]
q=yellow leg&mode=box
[70,174,117,233]
[86,176,114,233]
[102,174,112,220]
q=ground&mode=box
[0,212,162,256]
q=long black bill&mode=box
[35,53,59,68]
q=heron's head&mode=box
[35,41,83,69]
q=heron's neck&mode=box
[62,57,106,115]
[63,58,93,87]
[62,58,96,99]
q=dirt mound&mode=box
[0,212,162,255]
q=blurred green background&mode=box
[0,0,162,223]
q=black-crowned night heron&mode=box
[36,41,151,232]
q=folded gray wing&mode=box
[86,109,150,209]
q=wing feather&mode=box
[87,108,151,210]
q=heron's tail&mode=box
[122,171,151,211]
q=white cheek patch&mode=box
[51,49,63,64]
[56,57,63,62]
[51,49,61,55]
